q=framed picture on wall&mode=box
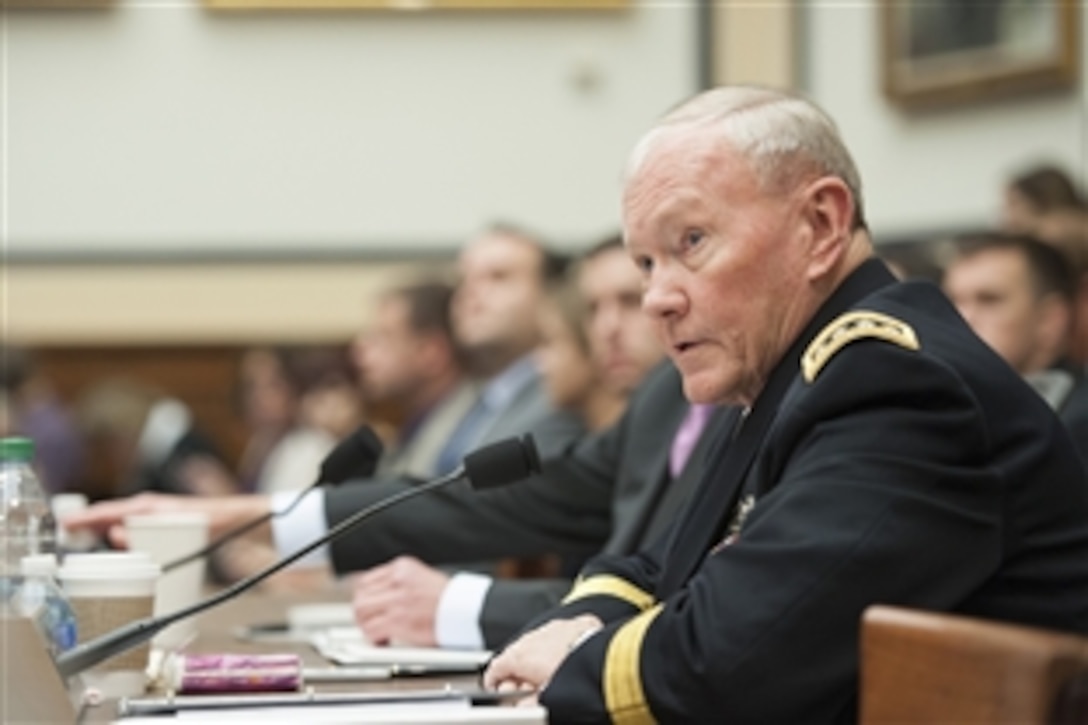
[204,0,625,8]
[881,0,1080,108]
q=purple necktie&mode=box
[669,404,714,478]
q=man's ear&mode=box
[800,176,855,281]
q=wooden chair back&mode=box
[860,605,1088,724]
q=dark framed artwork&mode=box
[881,0,1080,108]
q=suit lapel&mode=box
[657,259,899,598]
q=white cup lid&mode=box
[50,492,89,511]
[20,554,59,577]
[57,563,160,581]
[59,551,155,575]
[58,551,161,582]
[62,551,152,565]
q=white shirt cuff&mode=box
[435,572,492,650]
[270,489,330,567]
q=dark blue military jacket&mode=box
[536,258,1088,724]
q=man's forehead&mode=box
[460,233,539,271]
[624,137,747,222]
[957,248,1029,279]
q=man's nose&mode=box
[642,273,686,320]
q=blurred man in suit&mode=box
[942,233,1088,463]
[353,281,477,479]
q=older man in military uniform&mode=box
[485,86,1088,723]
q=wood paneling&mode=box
[34,345,248,500]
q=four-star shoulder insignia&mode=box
[802,311,919,383]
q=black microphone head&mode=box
[462,434,541,490]
[318,425,384,485]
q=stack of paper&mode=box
[310,627,492,669]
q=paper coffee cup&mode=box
[124,513,210,650]
[57,552,160,695]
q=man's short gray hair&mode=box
[627,86,867,231]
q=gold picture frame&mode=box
[881,0,1080,109]
[204,0,626,9]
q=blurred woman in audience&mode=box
[232,347,302,494]
[537,277,625,432]
[295,345,366,445]
[200,344,364,587]
[0,344,86,494]
[248,345,363,496]
[186,345,364,499]
[1001,164,1084,235]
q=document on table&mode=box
[310,626,492,669]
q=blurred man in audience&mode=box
[351,234,668,649]
[942,233,1088,463]
[214,286,472,585]
[353,281,477,478]
[483,85,1088,722]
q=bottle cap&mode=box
[0,437,35,462]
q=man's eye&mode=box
[682,230,705,249]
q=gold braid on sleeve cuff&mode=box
[603,603,663,725]
[562,574,656,611]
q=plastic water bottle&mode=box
[1,437,57,603]
[12,554,78,656]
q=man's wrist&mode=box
[568,615,603,651]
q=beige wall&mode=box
[6,3,696,255]
[3,260,447,345]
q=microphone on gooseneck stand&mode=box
[55,434,542,681]
[161,425,385,573]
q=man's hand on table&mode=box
[351,556,449,647]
